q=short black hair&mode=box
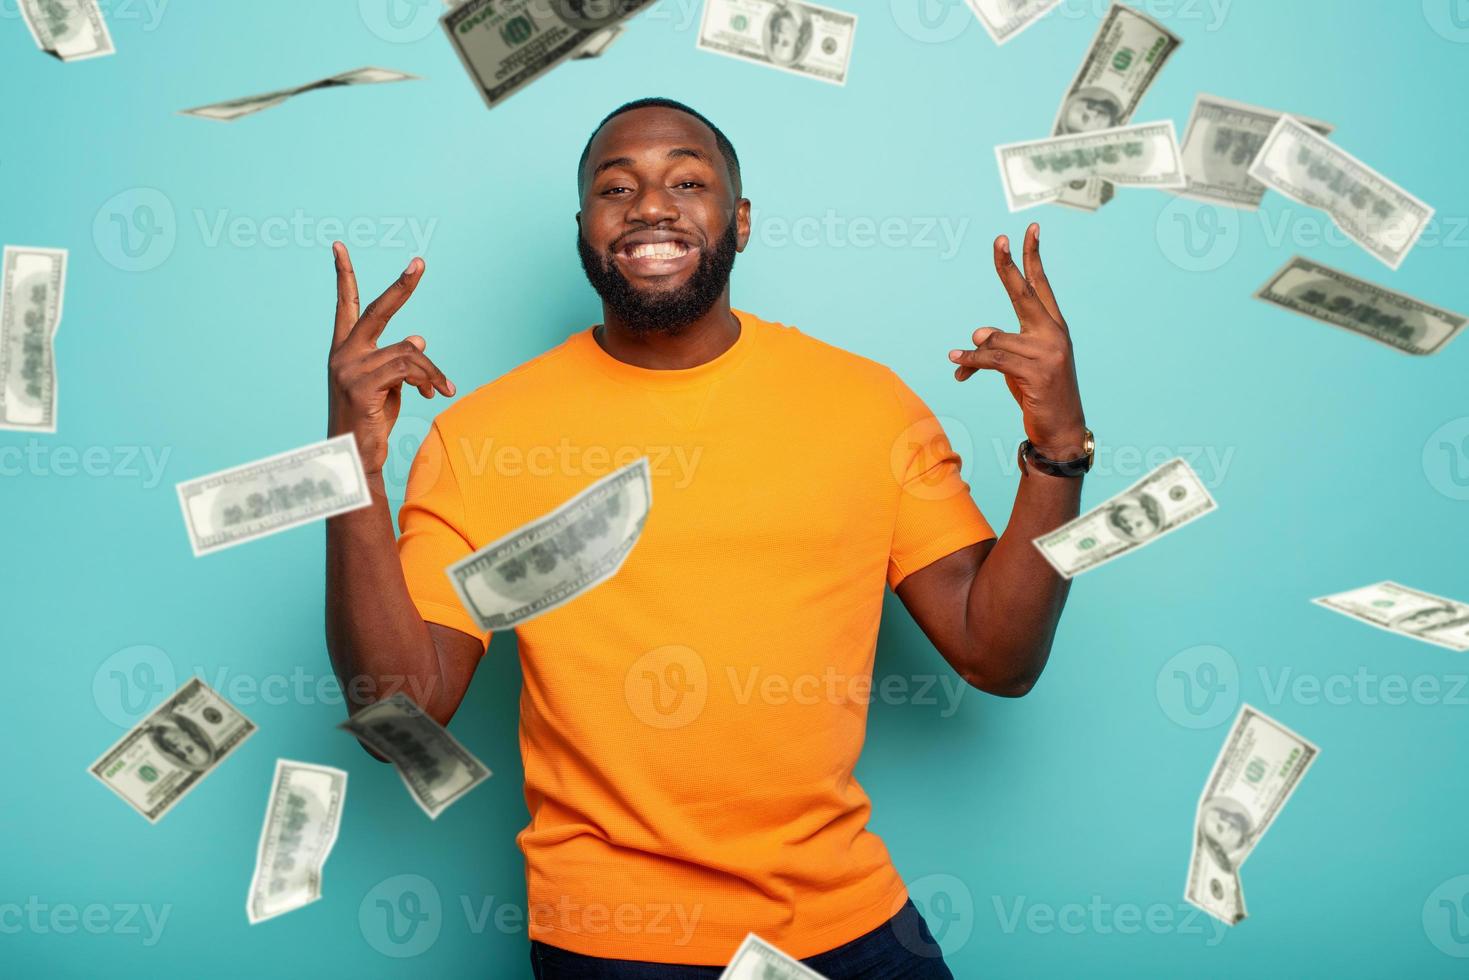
[577,97,742,198]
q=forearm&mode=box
[324,472,447,716]
[961,466,1083,695]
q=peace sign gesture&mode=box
[327,243,455,476]
[949,223,1086,460]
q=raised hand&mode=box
[327,242,455,476]
[949,223,1086,459]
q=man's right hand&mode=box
[327,242,455,476]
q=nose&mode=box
[625,184,680,227]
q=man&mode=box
[325,98,1091,977]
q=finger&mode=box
[355,341,454,397]
[332,242,360,346]
[361,353,443,401]
[993,235,1047,329]
[970,326,1047,356]
[949,342,1036,382]
[1021,223,1066,329]
[348,257,425,348]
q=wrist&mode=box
[1031,429,1088,460]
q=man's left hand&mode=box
[949,223,1087,459]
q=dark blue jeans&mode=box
[529,898,954,979]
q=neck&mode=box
[595,292,740,370]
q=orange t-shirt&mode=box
[397,309,994,965]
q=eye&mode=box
[674,180,704,190]
[600,185,631,196]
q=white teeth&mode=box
[627,242,689,260]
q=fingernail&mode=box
[949,350,963,362]
[447,381,457,396]
[999,237,1010,254]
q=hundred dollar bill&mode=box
[448,457,651,631]
[574,25,625,59]
[719,933,829,980]
[179,67,419,121]
[1247,115,1433,270]
[1176,95,1333,210]
[966,0,1060,45]
[19,0,114,61]
[443,0,654,110]
[1185,705,1318,926]
[697,0,857,87]
[247,760,347,924]
[1255,256,1466,356]
[1050,2,1180,211]
[1313,581,1469,652]
[176,434,371,557]
[89,678,257,823]
[1033,458,1215,578]
[0,246,66,433]
[996,120,1184,212]
[339,693,491,819]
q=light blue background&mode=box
[3,0,1468,976]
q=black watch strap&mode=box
[1018,433,1093,478]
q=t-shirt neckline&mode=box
[573,309,761,389]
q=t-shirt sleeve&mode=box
[886,369,997,590]
[397,421,489,648]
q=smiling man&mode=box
[324,98,1091,978]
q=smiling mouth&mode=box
[615,239,699,278]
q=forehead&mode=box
[584,107,721,175]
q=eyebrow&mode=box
[591,147,710,180]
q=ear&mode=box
[734,198,752,253]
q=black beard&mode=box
[577,213,739,337]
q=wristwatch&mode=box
[1018,428,1095,478]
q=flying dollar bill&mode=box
[448,457,651,631]
[19,0,114,61]
[1254,256,1466,357]
[697,0,857,86]
[443,0,654,110]
[247,760,347,924]
[0,246,66,433]
[89,678,257,823]
[719,933,829,979]
[1176,95,1333,209]
[1185,705,1318,926]
[176,434,372,557]
[179,67,419,121]
[1050,3,1181,211]
[574,25,625,59]
[1247,115,1433,270]
[339,693,491,819]
[1313,581,1469,652]
[966,0,1059,45]
[996,120,1184,211]
[1033,458,1215,578]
